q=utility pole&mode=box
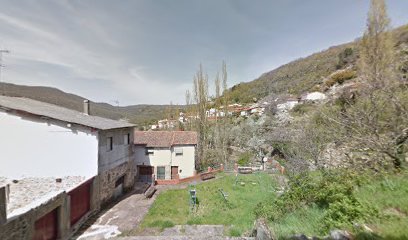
[0,49,10,95]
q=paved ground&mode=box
[115,236,254,240]
[114,225,255,240]
[75,183,154,240]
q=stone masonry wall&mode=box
[99,161,134,206]
[0,192,68,240]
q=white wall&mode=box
[134,145,196,179]
[171,145,195,178]
[0,111,98,179]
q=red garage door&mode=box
[138,166,153,183]
[68,179,92,226]
[33,208,58,240]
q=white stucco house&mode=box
[0,96,136,205]
[134,131,197,182]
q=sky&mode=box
[0,0,407,105]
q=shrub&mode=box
[255,170,378,234]
[237,152,252,166]
[325,69,357,87]
[291,103,315,116]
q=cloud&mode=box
[1,0,408,105]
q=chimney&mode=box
[83,100,90,115]
[0,185,8,224]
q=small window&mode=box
[107,137,113,151]
[145,148,154,155]
[124,133,130,145]
[157,167,165,180]
[175,147,183,156]
[115,175,125,187]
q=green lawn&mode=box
[140,172,278,236]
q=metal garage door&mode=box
[138,166,153,183]
[68,178,92,226]
[33,208,58,240]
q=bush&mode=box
[237,152,252,166]
[255,170,378,234]
[291,103,315,116]
[325,69,357,87]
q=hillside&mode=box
[0,82,177,126]
[228,24,408,103]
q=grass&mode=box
[354,172,408,239]
[140,172,278,236]
[267,171,408,239]
[270,205,325,239]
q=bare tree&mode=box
[359,0,395,91]
[192,64,209,168]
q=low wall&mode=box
[0,178,99,240]
[0,191,68,240]
[99,161,135,206]
[155,166,222,185]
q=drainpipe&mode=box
[83,100,90,115]
[170,146,173,180]
[0,184,9,224]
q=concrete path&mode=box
[113,225,254,240]
[75,183,154,240]
[115,237,254,240]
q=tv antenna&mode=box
[0,49,10,95]
[112,100,120,107]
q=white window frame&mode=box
[124,133,130,145]
[174,147,183,156]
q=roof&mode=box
[134,131,198,147]
[0,96,135,130]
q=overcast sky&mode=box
[0,0,407,105]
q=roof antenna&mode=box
[0,49,10,96]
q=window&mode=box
[175,147,183,156]
[107,137,113,151]
[157,167,165,180]
[115,175,125,187]
[145,148,154,155]
[124,133,130,145]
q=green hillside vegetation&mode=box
[226,24,408,104]
[258,170,408,239]
[0,82,180,126]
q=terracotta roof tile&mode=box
[134,131,198,147]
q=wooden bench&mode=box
[200,172,215,181]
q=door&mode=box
[138,166,153,183]
[114,175,125,199]
[68,179,92,226]
[33,208,58,240]
[171,166,179,179]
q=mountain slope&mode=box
[228,24,408,103]
[0,82,176,126]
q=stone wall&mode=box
[0,178,100,240]
[0,191,68,240]
[99,161,135,206]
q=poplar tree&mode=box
[359,0,395,90]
